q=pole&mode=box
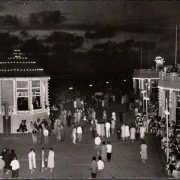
[165,98,169,163]
[175,25,178,66]
[143,95,144,112]
[146,83,148,132]
[149,50,151,69]
[141,44,143,68]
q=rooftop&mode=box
[159,72,180,89]
[0,50,49,78]
[133,69,159,79]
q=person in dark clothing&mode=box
[119,110,123,123]
[9,150,17,163]
[17,120,27,133]
[47,119,52,137]
[3,149,11,174]
[1,149,6,159]
[167,160,176,176]
[37,122,42,131]
[126,102,129,112]
[91,121,96,139]
[38,127,43,144]
[22,120,27,133]
[60,125,65,142]
[67,110,72,127]
[117,127,121,140]
[90,156,97,178]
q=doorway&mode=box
[3,116,11,134]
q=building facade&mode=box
[133,69,159,99]
[158,72,180,125]
[0,50,50,133]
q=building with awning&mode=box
[133,69,159,100]
[0,49,50,133]
[158,72,180,125]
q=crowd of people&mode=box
[0,95,150,178]
[0,147,55,178]
[134,100,180,178]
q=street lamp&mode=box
[164,98,170,163]
[106,82,109,84]
[69,87,73,90]
[89,84,93,87]
[143,83,150,133]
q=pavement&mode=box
[0,103,168,178]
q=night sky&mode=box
[0,1,180,83]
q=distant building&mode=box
[0,50,50,133]
[158,72,180,125]
[133,69,159,100]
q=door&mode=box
[176,108,180,125]
[3,116,11,134]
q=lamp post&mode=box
[143,83,149,133]
[164,98,170,163]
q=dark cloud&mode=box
[0,1,179,67]
[0,5,5,12]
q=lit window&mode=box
[17,81,29,111]
[32,80,41,110]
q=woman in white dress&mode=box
[112,112,116,121]
[130,125,136,143]
[140,141,147,163]
[72,125,77,144]
[101,123,105,139]
[29,121,34,133]
[77,110,82,123]
[47,148,55,172]
[102,110,107,121]
[77,125,82,141]
[111,120,115,134]
[125,124,130,139]
[121,123,126,140]
[43,127,49,144]
[74,100,77,109]
[28,149,36,173]
[92,109,96,120]
[140,126,146,139]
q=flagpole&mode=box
[175,25,178,65]
[141,44,142,68]
[149,50,151,69]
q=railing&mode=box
[159,72,180,81]
[0,105,49,115]
[133,69,159,78]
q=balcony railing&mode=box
[159,72,180,81]
[0,105,49,115]
[133,69,159,78]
